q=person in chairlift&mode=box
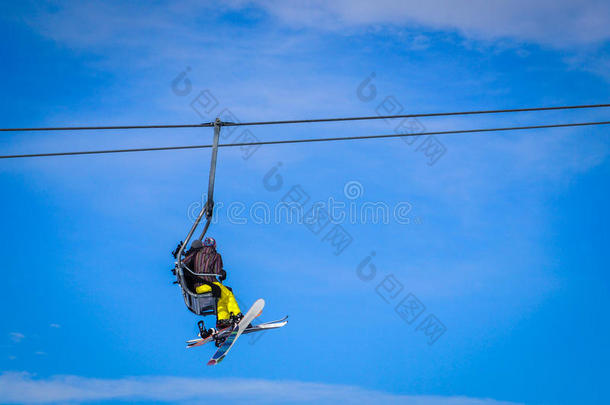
[183,237,243,337]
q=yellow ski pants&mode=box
[195,282,241,320]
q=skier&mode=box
[183,237,243,336]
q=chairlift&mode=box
[172,118,222,316]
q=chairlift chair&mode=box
[173,118,222,317]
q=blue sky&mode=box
[1,1,609,404]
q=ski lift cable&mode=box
[221,103,610,127]
[1,103,610,132]
[1,120,609,160]
[0,123,213,132]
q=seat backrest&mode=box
[176,264,217,316]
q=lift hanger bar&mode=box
[175,118,221,263]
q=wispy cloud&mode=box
[9,332,25,343]
[230,0,610,48]
[24,0,610,49]
[0,372,523,405]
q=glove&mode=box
[219,269,227,282]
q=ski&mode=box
[186,316,288,348]
[207,298,265,365]
[186,324,232,348]
[187,315,288,344]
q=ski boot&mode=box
[214,336,225,347]
[213,317,237,347]
[216,318,233,331]
[230,312,252,329]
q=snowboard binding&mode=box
[198,320,214,339]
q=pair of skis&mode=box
[186,315,288,349]
[189,299,287,366]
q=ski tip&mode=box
[207,359,217,366]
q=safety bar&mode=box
[176,263,221,294]
[180,264,221,279]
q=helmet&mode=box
[203,237,216,248]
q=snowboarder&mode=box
[183,237,243,336]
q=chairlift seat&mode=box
[182,289,216,316]
[176,265,218,316]
[173,119,222,317]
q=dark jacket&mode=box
[183,246,224,286]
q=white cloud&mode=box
[233,0,610,48]
[564,51,610,80]
[23,0,610,53]
[9,332,25,343]
[0,372,523,405]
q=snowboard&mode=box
[186,316,288,348]
[207,298,265,366]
